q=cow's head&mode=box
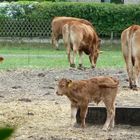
[55,78,72,96]
[89,39,101,68]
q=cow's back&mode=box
[65,21,98,52]
[51,16,92,36]
[122,25,140,63]
[130,25,140,55]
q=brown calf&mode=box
[56,76,119,130]
[62,21,100,68]
[51,16,93,49]
[121,25,140,90]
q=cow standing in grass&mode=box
[62,21,100,68]
[121,25,140,90]
[51,16,93,49]
[56,76,119,131]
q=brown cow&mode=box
[121,25,140,90]
[56,76,119,130]
[51,16,93,49]
[62,21,100,68]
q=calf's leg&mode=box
[103,98,115,131]
[71,104,78,126]
[80,105,88,128]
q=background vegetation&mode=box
[0,2,140,38]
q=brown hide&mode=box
[62,21,100,68]
[51,16,93,49]
[121,25,140,89]
[56,76,119,130]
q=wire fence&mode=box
[0,18,52,38]
[0,18,120,40]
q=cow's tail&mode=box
[62,24,70,49]
[128,25,138,66]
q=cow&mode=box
[62,21,100,68]
[56,76,119,130]
[51,16,93,49]
[121,25,140,90]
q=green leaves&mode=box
[0,127,14,140]
[0,2,140,38]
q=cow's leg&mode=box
[124,55,134,89]
[103,99,115,131]
[51,33,59,49]
[54,38,59,50]
[71,45,77,68]
[51,32,55,47]
[80,104,88,128]
[132,60,140,90]
[71,104,78,127]
[78,51,83,68]
[89,55,96,68]
[66,46,73,67]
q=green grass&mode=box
[0,41,125,69]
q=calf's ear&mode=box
[67,79,72,87]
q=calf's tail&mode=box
[99,77,119,88]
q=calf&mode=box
[51,16,93,49]
[56,76,119,130]
[121,25,140,89]
[62,21,100,68]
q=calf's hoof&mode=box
[102,127,108,131]
[73,123,80,128]
[70,64,76,68]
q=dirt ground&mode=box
[0,68,139,140]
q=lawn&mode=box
[0,41,125,69]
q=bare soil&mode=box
[0,68,139,140]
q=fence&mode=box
[0,18,120,40]
[0,18,52,38]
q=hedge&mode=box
[0,2,140,38]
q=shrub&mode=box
[0,2,140,38]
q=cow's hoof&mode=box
[91,65,95,69]
[132,85,138,91]
[78,64,84,70]
[70,64,76,68]
[56,48,59,50]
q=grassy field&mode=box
[0,41,125,69]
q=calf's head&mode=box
[56,78,72,96]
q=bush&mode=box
[0,2,140,38]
